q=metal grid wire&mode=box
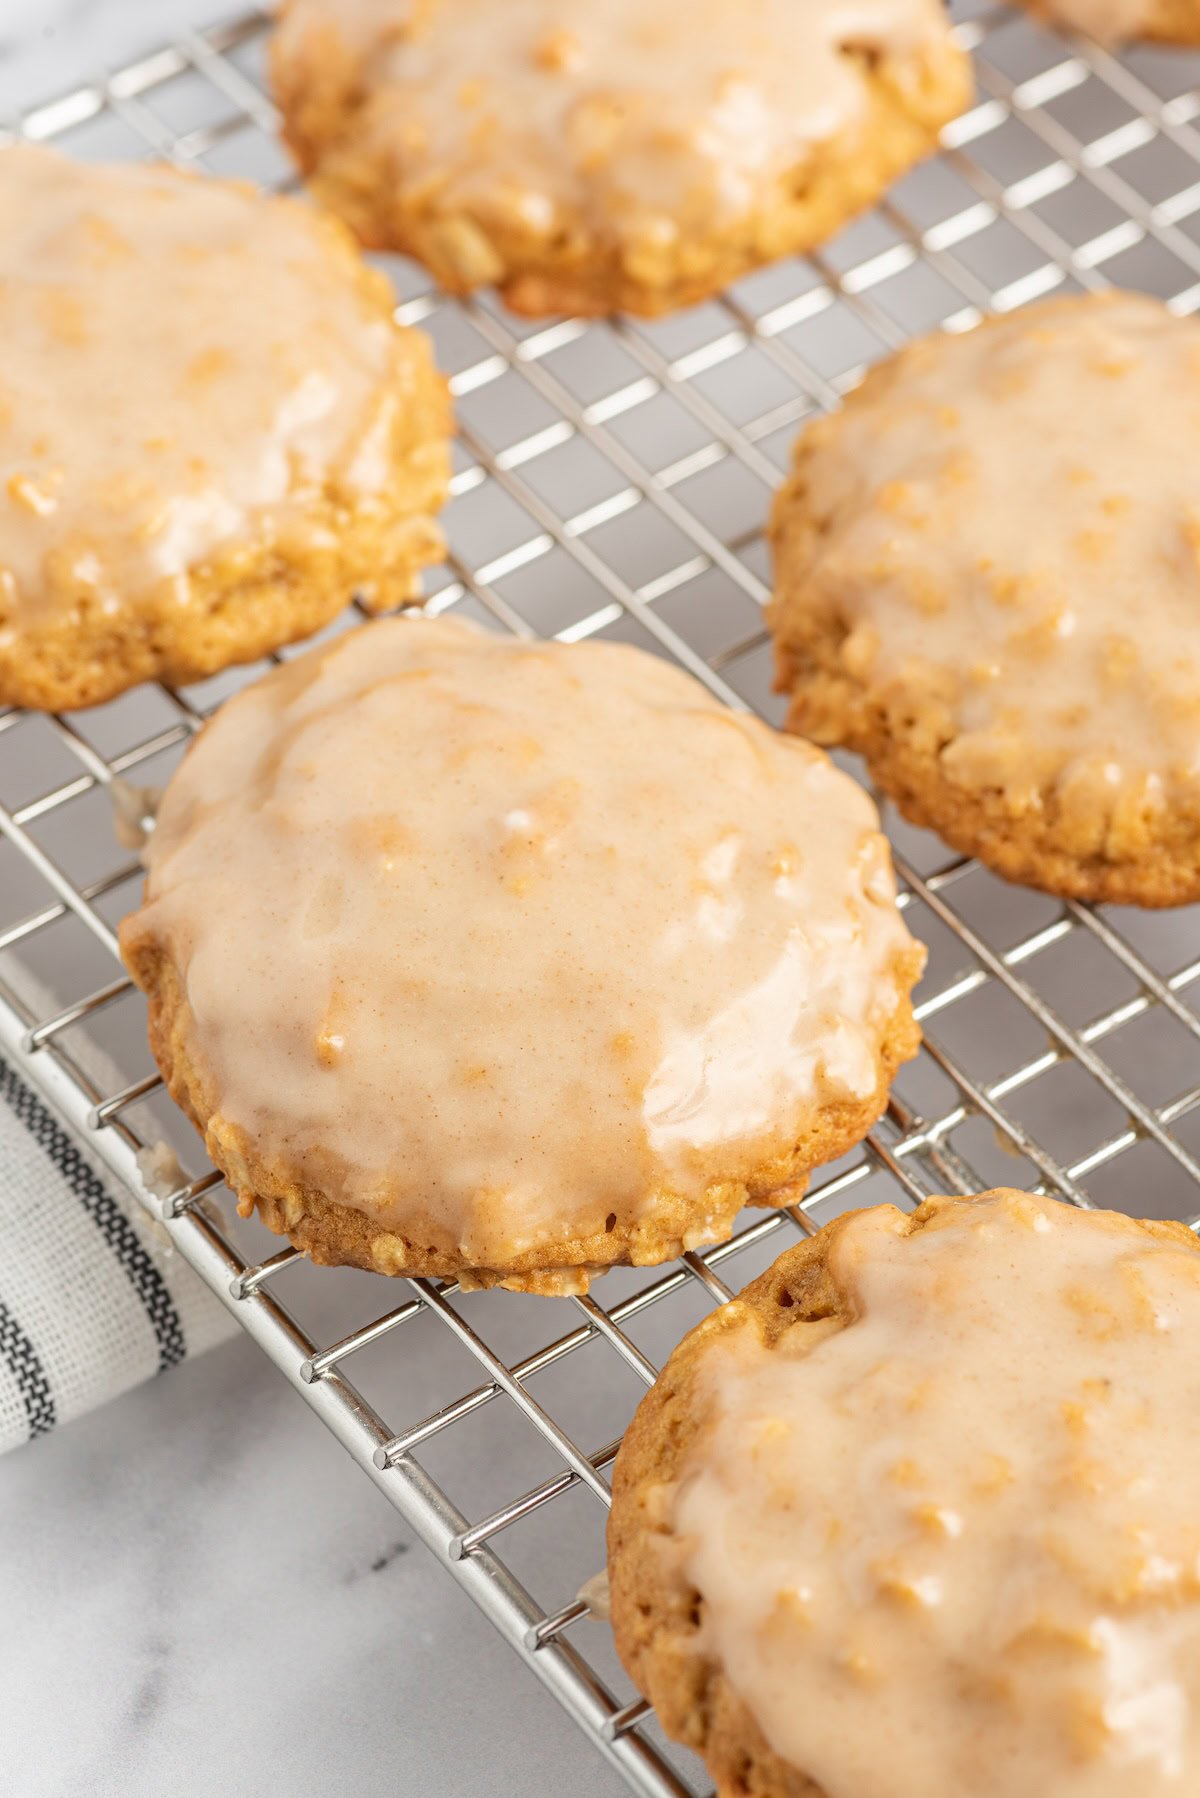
[3,6,1200,1792]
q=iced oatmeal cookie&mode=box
[610,1189,1200,1796]
[120,615,923,1295]
[271,0,970,317]
[0,143,450,711]
[1018,0,1200,45]
[769,292,1200,905]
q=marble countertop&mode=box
[0,5,625,1794]
[0,0,227,105]
[2,1327,625,1798]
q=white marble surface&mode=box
[0,1325,628,1798]
[0,4,626,1794]
[0,0,224,107]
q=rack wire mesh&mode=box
[2,5,1200,1791]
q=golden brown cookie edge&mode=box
[269,19,970,317]
[120,909,924,1296]
[765,327,1200,910]
[1017,0,1200,43]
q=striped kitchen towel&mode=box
[0,1051,233,1454]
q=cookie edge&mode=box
[120,912,924,1296]
[269,17,970,317]
[766,301,1200,908]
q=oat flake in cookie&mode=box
[0,143,450,712]
[769,292,1200,906]
[609,1190,1200,1797]
[119,615,924,1296]
[270,0,969,317]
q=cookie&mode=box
[270,0,970,318]
[0,143,451,713]
[119,615,924,1297]
[768,292,1200,907]
[609,1188,1200,1797]
[1017,0,1200,44]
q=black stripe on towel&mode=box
[0,1294,55,1440]
[0,1055,186,1373]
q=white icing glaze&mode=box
[675,1192,1200,1796]
[122,617,919,1270]
[781,292,1200,840]
[0,144,404,627]
[275,0,957,240]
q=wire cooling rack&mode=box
[2,6,1200,1792]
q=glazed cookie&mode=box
[0,143,451,712]
[1017,0,1200,44]
[609,1189,1200,1797]
[119,615,924,1296]
[270,0,970,318]
[769,292,1200,906]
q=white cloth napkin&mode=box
[0,1049,233,1454]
